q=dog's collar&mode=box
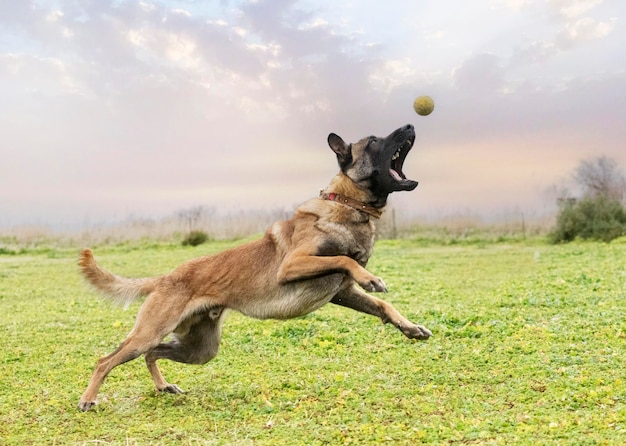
[319,191,383,219]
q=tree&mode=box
[551,157,626,243]
[573,156,625,202]
[178,206,215,247]
[178,206,215,232]
[550,195,626,243]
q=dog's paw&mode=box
[360,276,387,293]
[78,400,96,412]
[403,324,432,340]
[160,384,184,394]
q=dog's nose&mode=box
[403,124,414,131]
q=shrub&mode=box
[182,230,209,247]
[550,196,626,243]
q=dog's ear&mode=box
[328,133,352,168]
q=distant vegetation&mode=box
[181,230,210,247]
[551,156,626,243]
[551,196,626,243]
[4,155,626,250]
[0,208,551,253]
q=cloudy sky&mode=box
[1,0,624,229]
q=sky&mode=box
[1,0,625,229]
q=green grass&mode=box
[1,238,626,444]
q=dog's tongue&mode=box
[390,168,403,181]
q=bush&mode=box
[182,230,209,246]
[550,196,626,243]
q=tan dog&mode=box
[77,124,432,411]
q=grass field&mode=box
[1,236,626,444]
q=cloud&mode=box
[0,52,87,99]
[499,0,534,12]
[556,16,616,48]
[452,53,505,94]
[510,41,559,66]
[369,58,420,94]
[504,0,616,69]
[548,0,604,19]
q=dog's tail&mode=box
[78,248,159,308]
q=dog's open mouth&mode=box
[387,130,418,194]
[390,138,413,182]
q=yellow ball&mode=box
[413,96,435,116]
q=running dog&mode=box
[77,124,432,411]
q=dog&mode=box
[77,124,432,411]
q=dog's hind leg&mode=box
[78,292,189,412]
[144,307,226,394]
[331,285,432,340]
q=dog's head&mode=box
[328,124,418,205]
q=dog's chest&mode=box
[316,220,375,266]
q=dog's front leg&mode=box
[331,285,432,340]
[277,251,387,292]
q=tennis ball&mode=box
[413,96,435,116]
